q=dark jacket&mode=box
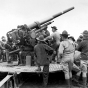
[34,42,54,66]
[77,39,88,60]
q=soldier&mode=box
[6,36,17,63]
[1,36,7,44]
[0,36,7,62]
[68,36,82,86]
[77,30,88,88]
[44,26,60,62]
[68,36,76,50]
[77,37,83,45]
[42,27,50,38]
[68,36,75,41]
[0,41,4,62]
[45,26,60,45]
[1,36,7,62]
[58,30,75,88]
[34,35,54,87]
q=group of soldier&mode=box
[34,26,88,88]
[0,26,88,88]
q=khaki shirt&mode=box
[58,39,75,62]
[49,31,60,45]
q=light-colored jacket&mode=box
[58,39,75,63]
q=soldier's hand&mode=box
[44,38,46,41]
[53,51,56,54]
[17,40,20,43]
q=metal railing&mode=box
[0,75,13,88]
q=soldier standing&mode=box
[34,35,54,87]
[0,36,7,62]
[58,30,75,88]
[68,36,82,86]
[77,30,88,88]
[44,26,60,62]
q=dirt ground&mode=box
[19,71,81,88]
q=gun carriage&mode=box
[4,7,74,65]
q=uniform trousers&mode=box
[60,53,74,79]
[42,64,49,86]
[80,60,88,74]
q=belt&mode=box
[64,51,74,54]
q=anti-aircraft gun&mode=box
[6,7,74,54]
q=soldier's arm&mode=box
[0,41,4,49]
[45,30,50,37]
[34,45,38,57]
[58,42,64,56]
[77,42,83,52]
[44,44,53,50]
[34,45,41,59]
[44,33,54,41]
[44,44,54,55]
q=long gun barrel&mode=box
[28,7,74,30]
[35,21,54,33]
[9,49,20,54]
[40,21,54,28]
[35,26,47,33]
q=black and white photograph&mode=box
[0,0,88,88]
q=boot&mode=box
[82,77,87,88]
[72,75,82,87]
[70,78,73,87]
[43,72,49,87]
[72,75,79,83]
[66,79,71,88]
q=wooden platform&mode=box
[0,62,62,74]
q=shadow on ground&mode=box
[19,71,79,88]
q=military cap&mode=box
[82,30,88,37]
[79,35,83,39]
[61,30,69,35]
[77,38,82,42]
[37,35,44,41]
[68,36,75,41]
[51,26,58,30]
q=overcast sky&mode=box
[0,0,88,40]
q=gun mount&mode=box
[6,7,74,53]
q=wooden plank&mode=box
[0,75,12,87]
[0,64,62,73]
[0,61,62,73]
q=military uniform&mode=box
[1,37,7,62]
[59,39,75,74]
[58,30,75,88]
[34,35,54,87]
[78,40,88,74]
[78,30,88,88]
[45,26,60,62]
[77,30,88,88]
